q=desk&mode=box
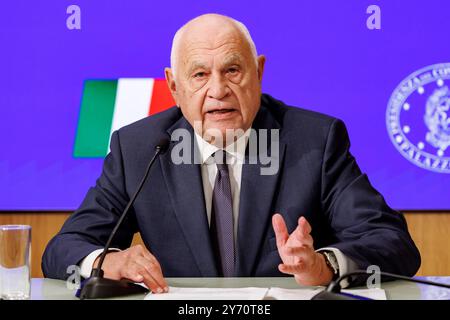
[30,277,450,300]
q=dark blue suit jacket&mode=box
[42,94,420,280]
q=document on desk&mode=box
[144,287,386,300]
[145,287,269,300]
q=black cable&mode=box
[328,269,450,293]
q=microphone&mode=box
[311,269,450,300]
[76,137,170,299]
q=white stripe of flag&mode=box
[108,78,155,151]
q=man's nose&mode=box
[207,73,231,100]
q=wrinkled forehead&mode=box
[177,26,253,67]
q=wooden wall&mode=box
[0,212,449,278]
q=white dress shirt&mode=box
[80,129,357,286]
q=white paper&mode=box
[144,286,386,300]
[145,287,269,300]
[265,287,323,300]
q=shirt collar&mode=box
[194,129,251,165]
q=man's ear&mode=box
[256,55,266,82]
[165,67,178,105]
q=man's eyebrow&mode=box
[222,54,244,67]
[186,61,208,75]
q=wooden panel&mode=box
[1,212,449,278]
[0,213,71,278]
[404,213,450,276]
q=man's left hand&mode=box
[272,213,334,286]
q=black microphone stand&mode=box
[77,139,169,299]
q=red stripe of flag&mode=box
[149,79,176,115]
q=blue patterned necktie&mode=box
[210,150,235,277]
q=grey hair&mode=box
[170,15,258,77]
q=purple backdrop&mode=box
[1,0,449,210]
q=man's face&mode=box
[165,25,265,142]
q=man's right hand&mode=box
[93,244,168,293]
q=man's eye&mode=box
[193,72,205,78]
[227,68,239,74]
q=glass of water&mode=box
[0,225,31,300]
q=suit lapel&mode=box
[235,106,286,276]
[159,116,218,277]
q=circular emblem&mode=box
[386,63,450,173]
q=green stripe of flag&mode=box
[74,80,118,157]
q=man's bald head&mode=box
[170,14,258,77]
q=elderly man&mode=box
[42,14,420,293]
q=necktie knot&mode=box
[213,150,229,174]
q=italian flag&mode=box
[74,78,175,158]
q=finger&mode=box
[272,213,289,249]
[133,245,168,292]
[121,261,148,284]
[140,251,166,280]
[292,227,314,247]
[123,261,163,293]
[134,256,168,292]
[292,217,313,247]
[278,263,305,275]
[141,272,166,294]
[298,216,312,235]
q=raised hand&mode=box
[272,213,333,286]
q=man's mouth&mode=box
[206,108,235,115]
[206,108,236,115]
